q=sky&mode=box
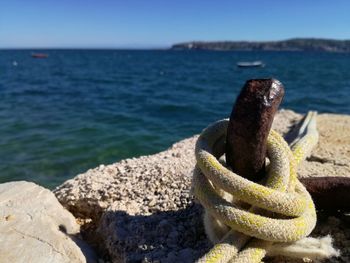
[0,0,349,48]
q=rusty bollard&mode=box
[226,79,284,182]
[226,79,350,212]
[300,177,350,212]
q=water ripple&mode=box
[0,50,349,188]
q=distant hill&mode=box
[171,38,350,52]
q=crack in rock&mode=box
[307,155,348,167]
[11,227,66,257]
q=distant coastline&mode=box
[171,38,350,52]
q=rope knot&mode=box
[193,113,337,262]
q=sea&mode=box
[0,50,349,188]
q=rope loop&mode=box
[193,113,320,263]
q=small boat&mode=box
[237,61,264,68]
[31,53,48,58]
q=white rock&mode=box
[0,181,96,263]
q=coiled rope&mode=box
[193,111,338,262]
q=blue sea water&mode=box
[0,50,349,188]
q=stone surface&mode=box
[54,135,198,220]
[97,202,208,263]
[0,181,96,263]
[54,110,350,263]
[298,113,350,178]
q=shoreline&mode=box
[171,38,350,52]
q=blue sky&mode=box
[1,0,349,48]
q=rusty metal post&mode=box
[225,79,350,212]
[226,79,285,182]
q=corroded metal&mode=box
[300,177,350,212]
[226,79,285,182]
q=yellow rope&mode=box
[193,111,319,263]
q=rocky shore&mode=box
[1,110,350,262]
[171,38,350,52]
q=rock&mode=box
[54,136,198,220]
[298,113,350,178]
[0,181,97,263]
[96,202,209,263]
[54,110,350,262]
